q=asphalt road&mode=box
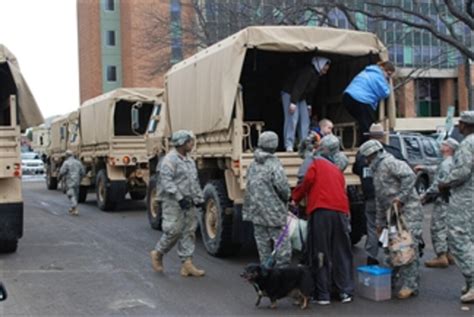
[0,177,472,316]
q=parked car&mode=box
[21,152,45,175]
[389,132,442,194]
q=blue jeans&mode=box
[281,91,310,150]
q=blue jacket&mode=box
[344,65,390,110]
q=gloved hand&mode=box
[195,202,205,209]
[178,198,192,210]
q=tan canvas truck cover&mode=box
[80,88,163,146]
[0,44,43,130]
[166,26,388,135]
[48,114,69,153]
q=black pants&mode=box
[343,93,376,145]
[308,209,354,300]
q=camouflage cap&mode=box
[459,110,474,124]
[359,140,384,157]
[319,135,340,154]
[171,130,194,147]
[258,131,279,152]
[441,137,459,151]
[65,150,73,156]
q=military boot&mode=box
[150,250,164,272]
[397,287,416,299]
[71,207,79,216]
[460,288,474,303]
[447,253,455,265]
[180,259,205,277]
[424,253,449,268]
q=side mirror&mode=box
[131,106,140,131]
[0,282,7,301]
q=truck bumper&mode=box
[0,202,23,240]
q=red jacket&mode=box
[292,157,350,215]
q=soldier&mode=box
[297,135,347,184]
[242,131,291,267]
[359,140,423,299]
[59,150,85,216]
[353,123,405,265]
[438,111,474,303]
[415,138,459,268]
[150,130,205,277]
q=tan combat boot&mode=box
[460,288,474,303]
[424,253,449,268]
[150,250,164,272]
[397,287,416,299]
[180,259,205,277]
[447,253,455,265]
[71,207,79,216]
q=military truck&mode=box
[147,26,396,256]
[45,111,80,191]
[0,44,43,252]
[78,88,160,211]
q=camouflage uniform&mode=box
[424,157,454,256]
[371,151,423,293]
[59,155,85,211]
[298,131,320,159]
[333,151,349,172]
[154,148,204,262]
[243,132,291,267]
[440,132,474,292]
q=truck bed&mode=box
[239,151,360,190]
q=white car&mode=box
[21,152,45,175]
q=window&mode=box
[104,0,114,11]
[147,104,162,133]
[106,66,117,82]
[106,31,115,46]
[422,138,440,158]
[389,136,402,152]
[403,136,423,160]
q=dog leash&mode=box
[262,216,293,269]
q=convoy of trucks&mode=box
[27,26,397,258]
[0,44,43,252]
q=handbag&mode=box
[288,212,307,252]
[386,203,416,267]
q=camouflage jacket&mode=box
[333,151,349,172]
[371,152,423,235]
[425,156,454,202]
[158,149,204,204]
[59,156,85,189]
[242,149,291,227]
[440,133,474,206]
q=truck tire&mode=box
[46,167,57,190]
[200,180,240,257]
[78,186,88,203]
[130,191,146,200]
[347,185,366,245]
[146,174,162,230]
[95,169,125,211]
[0,239,18,253]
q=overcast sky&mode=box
[0,0,79,119]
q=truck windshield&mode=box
[114,100,154,136]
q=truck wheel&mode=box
[347,185,366,245]
[0,240,18,253]
[200,180,240,257]
[78,186,88,203]
[95,169,121,211]
[146,174,162,230]
[130,191,146,200]
[46,168,57,190]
